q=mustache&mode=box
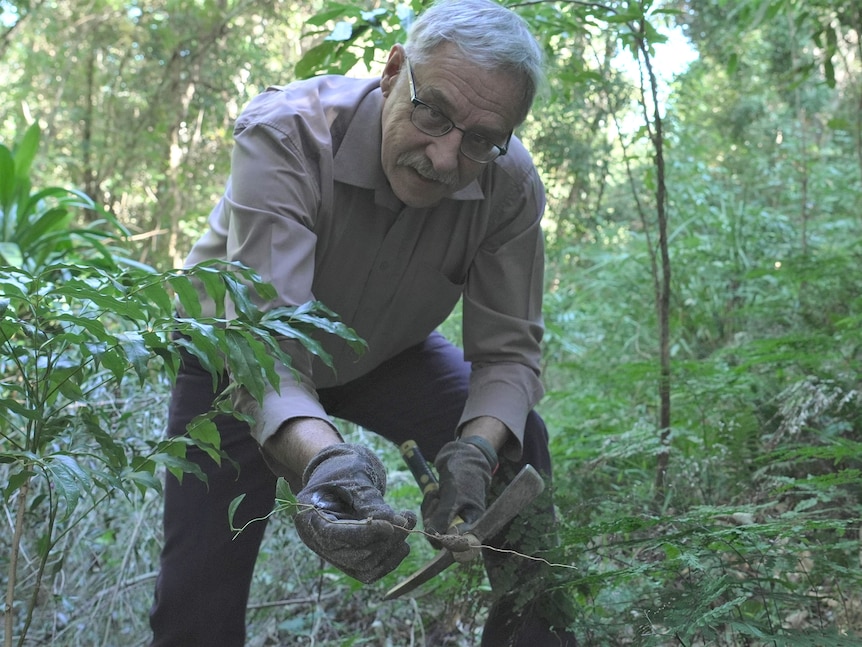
[397,152,460,188]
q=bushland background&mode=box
[1,1,861,645]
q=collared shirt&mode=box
[184,75,546,454]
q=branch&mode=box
[4,478,30,647]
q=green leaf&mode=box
[0,143,14,210]
[0,241,23,267]
[35,531,52,560]
[54,278,140,320]
[274,477,298,516]
[247,273,277,302]
[223,330,266,400]
[232,329,281,391]
[115,255,158,273]
[0,397,37,420]
[27,185,97,211]
[185,416,225,465]
[55,372,85,401]
[187,416,220,448]
[304,3,360,27]
[289,306,365,351]
[81,410,128,469]
[45,453,90,516]
[222,272,260,322]
[17,206,74,250]
[3,468,34,500]
[57,310,110,337]
[117,331,152,382]
[275,477,294,502]
[131,455,156,474]
[642,20,668,47]
[727,51,738,76]
[175,321,224,386]
[826,117,851,131]
[228,493,247,530]
[13,123,41,182]
[0,270,29,299]
[96,345,127,383]
[295,41,338,79]
[153,452,208,484]
[167,272,202,318]
[260,316,333,366]
[187,263,228,317]
[132,278,172,316]
[823,56,835,89]
[125,468,162,495]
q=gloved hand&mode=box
[422,436,498,539]
[294,443,417,583]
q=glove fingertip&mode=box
[395,510,418,531]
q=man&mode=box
[149,0,576,645]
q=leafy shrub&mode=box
[0,125,363,647]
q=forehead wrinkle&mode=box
[414,76,510,140]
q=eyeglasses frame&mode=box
[405,59,510,164]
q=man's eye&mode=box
[467,132,492,147]
[425,107,448,123]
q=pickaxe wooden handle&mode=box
[399,440,466,531]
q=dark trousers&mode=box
[149,332,562,646]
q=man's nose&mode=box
[425,129,462,172]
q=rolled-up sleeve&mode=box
[459,159,546,458]
[224,111,336,445]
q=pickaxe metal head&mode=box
[384,463,545,600]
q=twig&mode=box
[93,571,159,599]
[246,591,340,611]
[409,597,424,646]
[4,477,30,647]
[248,503,581,574]
[477,545,580,571]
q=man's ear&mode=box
[380,44,406,97]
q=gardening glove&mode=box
[422,436,498,541]
[294,443,417,583]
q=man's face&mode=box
[379,43,524,209]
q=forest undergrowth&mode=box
[4,326,860,647]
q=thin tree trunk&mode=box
[81,46,99,219]
[633,20,672,497]
[4,478,30,647]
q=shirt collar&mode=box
[333,83,485,202]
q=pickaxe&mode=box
[384,440,545,600]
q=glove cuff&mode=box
[302,443,387,493]
[459,435,499,473]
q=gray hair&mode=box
[404,0,545,124]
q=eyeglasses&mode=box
[406,59,510,164]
